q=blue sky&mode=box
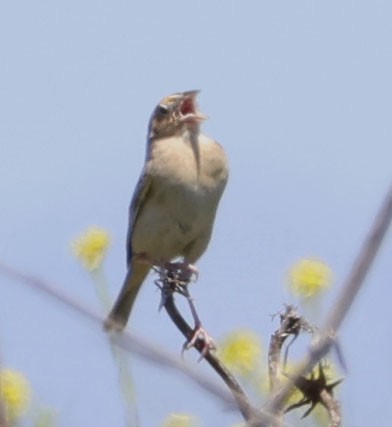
[1,1,391,426]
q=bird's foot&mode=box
[155,261,198,298]
[182,325,216,361]
[165,261,199,283]
[154,270,174,311]
[182,292,215,360]
[154,262,194,309]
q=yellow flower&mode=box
[162,413,198,427]
[72,227,111,271]
[0,369,31,420]
[218,330,262,377]
[288,258,332,298]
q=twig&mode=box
[285,363,343,426]
[264,184,392,420]
[269,306,343,427]
[0,261,287,427]
[267,305,309,427]
[268,305,310,392]
[319,388,341,427]
[0,262,236,409]
[161,280,261,423]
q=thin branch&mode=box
[268,305,309,392]
[324,184,392,332]
[0,263,287,427]
[163,290,260,423]
[319,388,341,427]
[269,307,343,427]
[0,262,236,409]
[264,184,392,418]
[285,364,343,426]
[267,305,309,427]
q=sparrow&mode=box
[104,90,229,331]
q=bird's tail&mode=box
[104,262,150,331]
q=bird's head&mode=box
[148,90,207,140]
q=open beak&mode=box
[179,90,208,123]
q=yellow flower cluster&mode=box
[218,330,262,377]
[0,369,31,420]
[162,413,198,427]
[72,227,111,271]
[288,258,332,298]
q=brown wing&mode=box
[126,165,153,266]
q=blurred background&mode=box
[1,1,391,425]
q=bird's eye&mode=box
[158,105,169,115]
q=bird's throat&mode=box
[188,128,201,177]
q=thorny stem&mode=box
[319,389,341,427]
[268,306,306,427]
[162,285,261,423]
[264,185,392,423]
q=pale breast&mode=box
[131,131,228,262]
